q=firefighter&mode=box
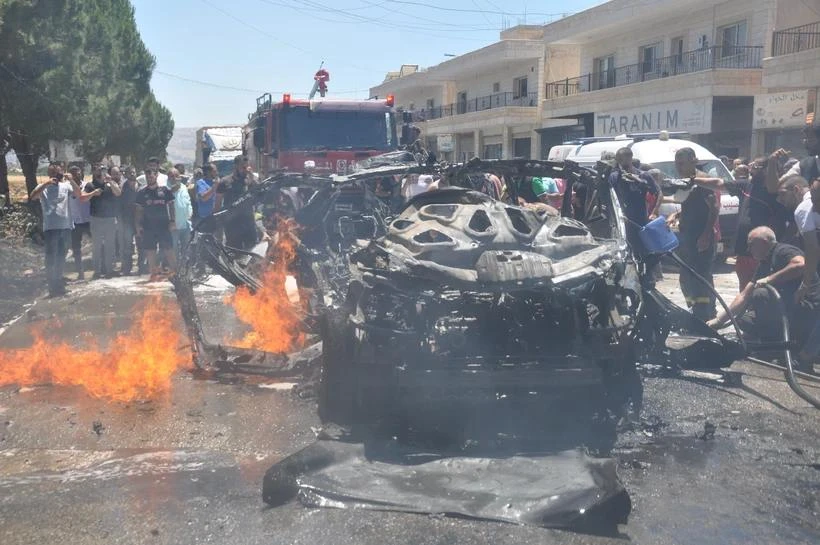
[666,147,721,321]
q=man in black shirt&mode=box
[215,155,257,250]
[83,164,122,279]
[731,157,788,289]
[708,226,820,371]
[135,168,176,281]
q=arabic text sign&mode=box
[753,91,808,129]
[437,134,454,152]
[594,98,712,136]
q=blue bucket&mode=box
[639,216,679,255]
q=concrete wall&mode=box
[775,0,820,31]
[577,0,774,76]
[544,45,581,86]
[450,60,540,101]
[763,47,820,89]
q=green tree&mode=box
[0,0,173,196]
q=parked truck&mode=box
[196,126,245,178]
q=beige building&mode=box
[540,0,820,159]
[370,26,545,161]
[372,0,820,162]
[758,8,820,154]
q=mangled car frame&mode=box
[172,157,742,435]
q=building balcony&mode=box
[411,91,538,122]
[545,45,763,99]
[771,21,820,56]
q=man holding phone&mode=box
[83,164,122,278]
[30,162,82,297]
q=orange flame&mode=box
[229,219,305,353]
[0,295,189,402]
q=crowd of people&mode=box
[31,154,259,296]
[652,122,818,373]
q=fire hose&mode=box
[669,252,820,409]
[751,284,820,409]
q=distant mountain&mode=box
[166,127,198,167]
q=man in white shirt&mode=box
[777,175,820,278]
[136,156,168,188]
[402,174,435,201]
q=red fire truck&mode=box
[245,92,399,176]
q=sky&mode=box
[132,0,603,129]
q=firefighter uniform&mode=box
[678,184,718,321]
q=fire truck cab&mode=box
[246,93,398,176]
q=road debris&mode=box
[697,421,717,441]
[92,421,104,436]
[263,439,631,531]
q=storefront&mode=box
[546,96,756,159]
[754,89,817,156]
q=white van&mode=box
[555,133,739,253]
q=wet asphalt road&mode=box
[0,275,818,545]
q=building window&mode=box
[594,55,615,90]
[426,98,435,110]
[483,143,502,160]
[671,37,685,67]
[513,77,528,99]
[718,21,747,57]
[513,137,532,159]
[639,42,661,79]
[457,91,467,114]
[492,82,500,93]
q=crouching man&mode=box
[707,226,820,373]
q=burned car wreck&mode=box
[171,158,743,432]
[320,186,644,436]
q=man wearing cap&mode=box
[215,155,257,250]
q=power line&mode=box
[198,0,375,72]
[154,70,265,94]
[257,0,500,37]
[356,0,499,31]
[154,69,369,96]
[380,0,568,17]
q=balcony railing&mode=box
[545,45,763,99]
[412,91,538,121]
[772,21,820,56]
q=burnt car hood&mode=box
[353,188,623,287]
